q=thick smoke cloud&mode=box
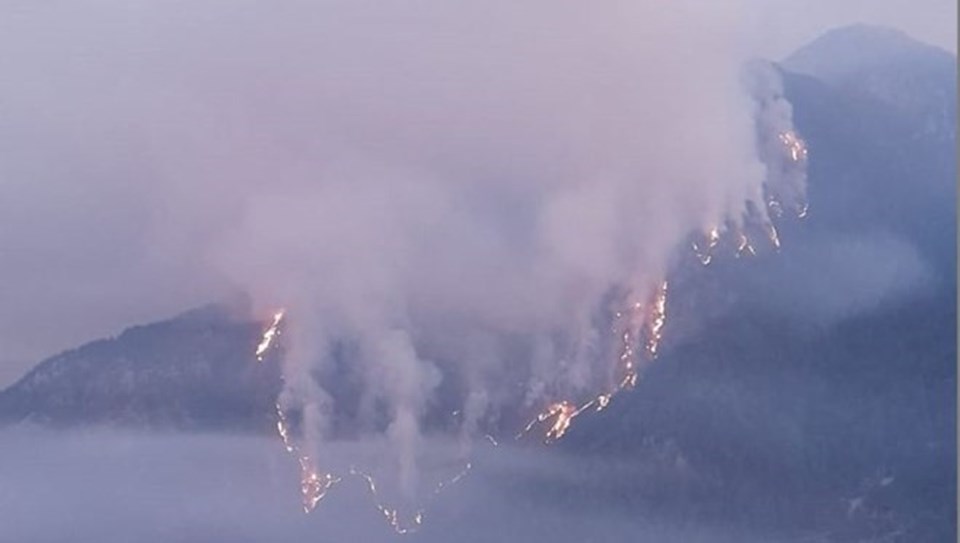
[0,0,807,516]
[0,1,953,387]
[0,0,760,378]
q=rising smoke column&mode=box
[0,0,807,532]
[244,40,809,537]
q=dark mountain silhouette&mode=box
[559,25,956,542]
[784,24,956,144]
[0,304,280,432]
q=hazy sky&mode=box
[750,0,956,57]
[0,0,955,389]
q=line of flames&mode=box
[257,310,473,532]
[254,128,809,532]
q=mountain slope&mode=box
[558,27,957,542]
[784,24,957,143]
[3,27,952,434]
[0,24,954,541]
[0,305,280,431]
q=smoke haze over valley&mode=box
[0,2,955,541]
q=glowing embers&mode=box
[347,460,472,534]
[256,312,473,534]
[521,279,670,444]
[350,467,425,534]
[736,232,756,258]
[692,227,721,265]
[778,130,808,163]
[616,280,669,388]
[275,403,340,511]
[644,281,668,359]
[694,216,795,266]
[521,400,582,443]
[770,129,809,219]
[251,165,811,530]
[257,310,340,512]
[255,311,285,362]
[301,460,340,512]
[258,284,673,522]
[764,222,782,250]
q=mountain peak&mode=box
[784,24,954,81]
[782,24,957,144]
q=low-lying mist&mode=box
[0,429,771,543]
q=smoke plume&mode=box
[0,0,807,524]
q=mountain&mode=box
[0,305,281,432]
[0,24,955,541]
[558,27,957,541]
[783,25,956,280]
[784,24,957,143]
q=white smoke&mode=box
[0,0,807,521]
[747,60,810,219]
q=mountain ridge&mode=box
[0,24,954,540]
[1,23,954,434]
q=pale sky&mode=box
[749,0,956,58]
